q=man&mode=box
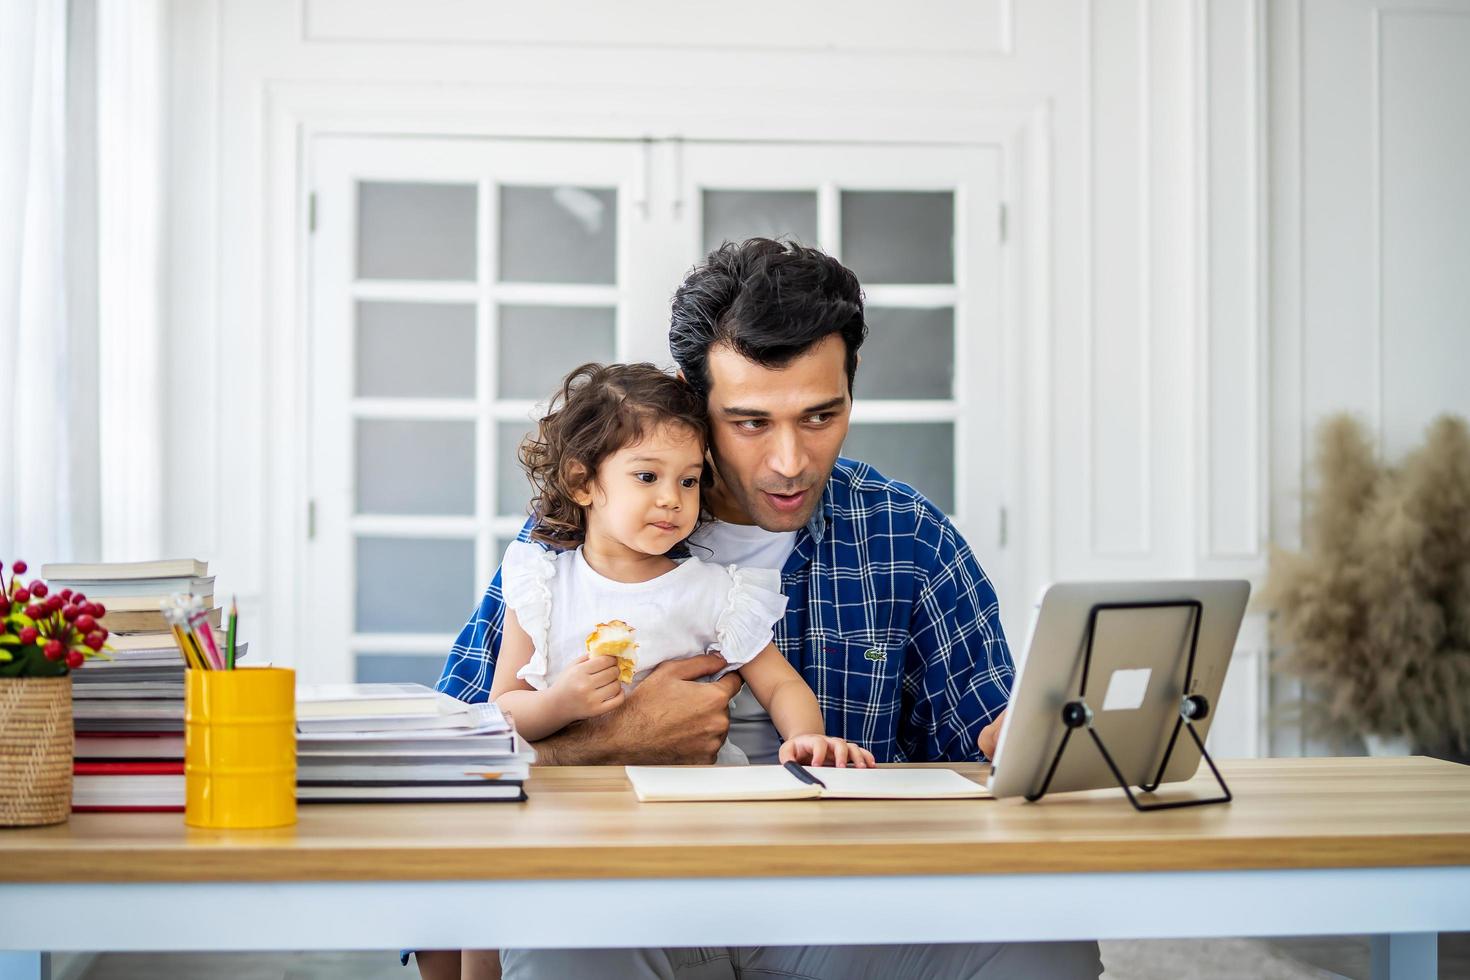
[415,239,1099,979]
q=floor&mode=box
[55,934,1470,979]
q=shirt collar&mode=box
[806,481,832,545]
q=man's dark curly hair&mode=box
[669,238,867,400]
[520,362,711,548]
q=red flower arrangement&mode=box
[0,560,112,677]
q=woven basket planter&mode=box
[0,675,74,826]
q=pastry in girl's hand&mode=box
[585,619,638,684]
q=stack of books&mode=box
[70,761,186,813]
[43,558,232,812]
[296,683,530,803]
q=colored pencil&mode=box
[226,596,238,670]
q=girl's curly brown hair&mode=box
[520,363,711,548]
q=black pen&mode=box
[783,759,827,789]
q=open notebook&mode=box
[625,762,992,802]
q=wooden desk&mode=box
[2,757,1468,979]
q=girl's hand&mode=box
[977,707,1009,760]
[550,654,625,720]
[778,734,876,769]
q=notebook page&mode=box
[625,765,822,802]
[814,767,992,800]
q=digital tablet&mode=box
[986,579,1250,800]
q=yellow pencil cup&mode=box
[184,667,297,828]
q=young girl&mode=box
[489,362,874,769]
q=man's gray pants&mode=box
[500,941,1103,978]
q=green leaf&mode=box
[0,644,65,678]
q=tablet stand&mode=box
[1024,599,1233,811]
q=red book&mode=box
[72,760,185,812]
[74,761,185,776]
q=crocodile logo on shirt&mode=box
[864,647,886,663]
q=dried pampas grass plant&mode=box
[1260,414,1470,753]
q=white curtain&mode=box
[95,0,165,563]
[0,0,74,563]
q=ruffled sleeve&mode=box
[500,541,558,690]
[712,565,789,671]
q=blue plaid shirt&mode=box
[437,457,1014,763]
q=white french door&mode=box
[306,135,1006,686]
[307,137,654,685]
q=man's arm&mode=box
[439,527,743,764]
[902,509,1015,762]
[532,654,742,765]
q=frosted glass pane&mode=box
[841,190,954,284]
[357,181,477,281]
[859,307,954,399]
[702,190,818,254]
[355,653,448,688]
[499,186,616,284]
[497,305,616,399]
[842,422,954,513]
[356,301,476,398]
[497,421,535,516]
[356,420,475,515]
[355,537,476,633]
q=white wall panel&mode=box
[1201,0,1265,564]
[1147,0,1199,578]
[1378,10,1470,459]
[304,0,1013,55]
[1266,0,1308,759]
[1301,1,1379,430]
[1087,0,1153,559]
[1207,612,1268,758]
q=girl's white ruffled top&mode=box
[500,541,789,691]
